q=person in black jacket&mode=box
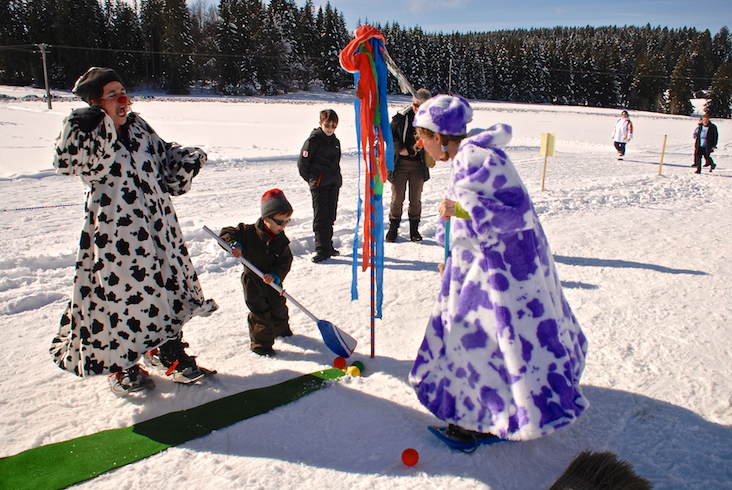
[693,114,718,174]
[298,109,342,263]
[220,189,294,357]
[387,88,432,242]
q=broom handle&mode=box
[203,226,319,324]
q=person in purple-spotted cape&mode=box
[409,95,589,450]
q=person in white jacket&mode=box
[612,110,633,159]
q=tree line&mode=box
[1,0,731,117]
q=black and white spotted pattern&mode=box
[50,110,215,377]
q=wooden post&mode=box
[540,133,555,191]
[658,135,667,176]
[37,44,52,110]
[541,156,548,191]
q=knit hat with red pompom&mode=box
[261,189,293,218]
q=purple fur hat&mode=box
[413,94,473,136]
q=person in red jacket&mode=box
[297,110,342,263]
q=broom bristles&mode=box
[549,451,653,490]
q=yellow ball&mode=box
[346,365,361,377]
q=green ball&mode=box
[352,360,364,373]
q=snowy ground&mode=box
[1,86,731,489]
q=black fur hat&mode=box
[72,67,124,104]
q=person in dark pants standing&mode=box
[386,88,432,242]
[692,114,718,174]
[298,109,342,263]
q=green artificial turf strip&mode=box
[0,368,345,490]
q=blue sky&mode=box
[316,0,730,34]
[187,0,730,35]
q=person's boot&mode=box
[158,333,205,383]
[386,219,399,242]
[410,219,422,242]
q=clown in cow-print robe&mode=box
[50,108,217,377]
[409,124,588,441]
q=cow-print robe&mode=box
[409,124,589,441]
[50,109,216,377]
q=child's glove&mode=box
[71,105,106,133]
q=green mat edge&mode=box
[0,368,346,490]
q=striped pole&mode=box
[370,239,376,358]
[369,177,376,358]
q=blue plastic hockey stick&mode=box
[203,226,357,358]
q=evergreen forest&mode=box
[1,0,731,117]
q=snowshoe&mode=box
[428,424,505,453]
[144,337,216,384]
[109,365,155,397]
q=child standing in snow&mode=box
[297,109,342,263]
[409,95,589,452]
[220,189,294,357]
[612,110,633,159]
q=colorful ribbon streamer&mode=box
[340,26,394,354]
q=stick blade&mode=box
[317,320,357,358]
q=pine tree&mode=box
[0,0,34,85]
[629,52,664,111]
[546,35,572,104]
[51,0,108,87]
[590,40,620,107]
[140,0,165,88]
[711,26,731,70]
[688,30,714,95]
[216,0,262,95]
[161,0,193,94]
[189,0,220,89]
[257,0,298,95]
[667,54,693,115]
[294,0,319,91]
[704,61,732,118]
[108,0,145,89]
[318,3,347,92]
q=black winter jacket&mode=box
[219,219,293,289]
[694,122,719,151]
[390,106,430,182]
[297,128,342,189]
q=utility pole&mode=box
[36,43,52,110]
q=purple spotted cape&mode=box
[409,124,588,441]
[50,111,216,377]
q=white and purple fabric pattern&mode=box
[410,124,588,441]
[413,94,473,136]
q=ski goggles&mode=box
[269,216,291,226]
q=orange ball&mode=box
[401,448,419,466]
[333,357,347,369]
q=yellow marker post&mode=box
[658,135,667,176]
[540,133,556,191]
